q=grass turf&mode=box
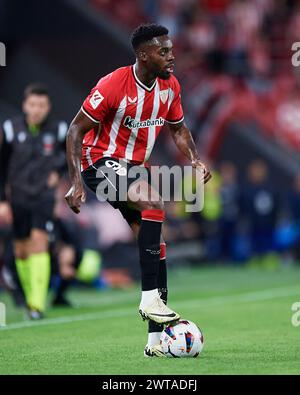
[1,265,300,375]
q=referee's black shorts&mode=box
[11,196,55,240]
[82,157,151,226]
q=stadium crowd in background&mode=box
[92,0,300,152]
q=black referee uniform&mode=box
[0,116,68,239]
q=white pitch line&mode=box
[70,285,300,309]
[173,285,300,309]
[1,285,299,331]
[0,308,134,331]
[70,292,138,307]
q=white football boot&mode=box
[139,296,180,324]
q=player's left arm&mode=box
[168,120,212,184]
[166,77,211,183]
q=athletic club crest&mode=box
[159,89,169,104]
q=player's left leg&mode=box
[127,179,179,324]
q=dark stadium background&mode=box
[1,0,300,298]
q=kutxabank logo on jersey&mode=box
[123,116,164,130]
[95,162,205,213]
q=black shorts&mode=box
[11,197,55,240]
[82,157,151,226]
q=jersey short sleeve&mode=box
[81,73,115,123]
[166,78,184,124]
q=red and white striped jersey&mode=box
[81,64,184,170]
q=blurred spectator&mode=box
[289,174,300,225]
[191,168,223,262]
[156,0,182,38]
[285,174,300,262]
[241,159,280,268]
[218,161,240,262]
[164,201,200,242]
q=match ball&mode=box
[160,320,204,358]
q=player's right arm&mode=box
[65,110,98,214]
[65,73,116,213]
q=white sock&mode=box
[140,288,159,308]
[148,332,161,348]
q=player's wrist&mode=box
[191,157,201,165]
[70,172,83,185]
[72,179,84,191]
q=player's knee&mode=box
[130,222,140,239]
[14,241,29,260]
[160,242,166,260]
[60,263,75,280]
[30,229,49,253]
[15,250,28,260]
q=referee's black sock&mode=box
[138,209,165,293]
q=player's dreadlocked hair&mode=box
[131,23,169,51]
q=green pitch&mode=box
[1,265,300,374]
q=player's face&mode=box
[145,35,175,80]
[23,94,51,125]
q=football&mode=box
[160,320,204,358]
